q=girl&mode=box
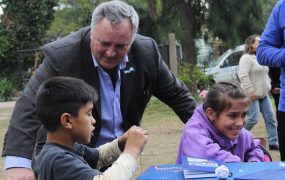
[176,82,264,163]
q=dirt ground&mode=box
[0,99,280,179]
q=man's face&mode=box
[90,18,133,70]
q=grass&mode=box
[0,108,12,177]
[0,98,280,179]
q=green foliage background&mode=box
[0,0,277,100]
[0,0,58,92]
[207,0,276,47]
[45,0,94,40]
[0,0,57,65]
[178,62,213,95]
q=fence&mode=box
[16,48,41,90]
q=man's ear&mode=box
[60,113,73,129]
[205,108,216,122]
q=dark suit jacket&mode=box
[2,27,196,159]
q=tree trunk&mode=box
[178,0,197,65]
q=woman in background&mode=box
[238,34,279,150]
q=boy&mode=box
[32,76,148,179]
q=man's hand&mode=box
[4,168,35,180]
[123,126,148,159]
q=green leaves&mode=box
[0,0,58,88]
[207,0,276,48]
[46,0,94,39]
[178,61,213,95]
[0,78,14,102]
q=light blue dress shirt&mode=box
[4,156,32,169]
[92,54,127,147]
[4,55,128,170]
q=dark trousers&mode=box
[277,111,285,161]
[271,93,279,110]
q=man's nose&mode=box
[105,46,117,57]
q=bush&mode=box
[178,62,213,99]
[0,78,15,102]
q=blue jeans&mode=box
[244,95,279,145]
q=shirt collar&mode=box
[91,53,128,70]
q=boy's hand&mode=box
[118,128,129,151]
[118,125,146,151]
[122,126,148,159]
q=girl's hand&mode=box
[251,91,257,101]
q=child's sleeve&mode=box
[180,122,241,162]
[81,144,99,169]
[96,139,122,169]
[94,139,138,179]
[244,136,265,162]
[93,153,137,180]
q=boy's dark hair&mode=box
[36,76,98,132]
[203,81,249,116]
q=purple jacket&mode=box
[176,105,264,163]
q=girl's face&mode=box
[207,98,249,139]
[251,36,260,53]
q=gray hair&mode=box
[90,0,139,42]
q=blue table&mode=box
[137,162,285,180]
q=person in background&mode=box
[256,0,285,161]
[269,67,281,133]
[176,82,265,163]
[2,1,197,179]
[33,76,148,179]
[269,67,281,111]
[238,34,279,151]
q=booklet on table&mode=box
[181,156,225,179]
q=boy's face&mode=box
[210,99,248,139]
[71,101,95,144]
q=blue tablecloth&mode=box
[137,162,285,180]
